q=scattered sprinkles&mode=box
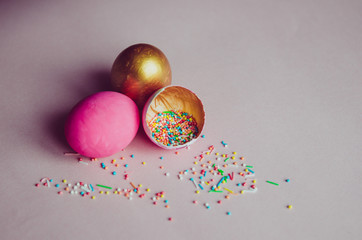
[40,136,292,223]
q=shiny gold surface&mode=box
[111,44,172,108]
[145,86,205,138]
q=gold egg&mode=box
[142,86,205,149]
[111,43,172,108]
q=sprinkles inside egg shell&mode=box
[148,110,199,147]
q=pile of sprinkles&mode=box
[148,110,198,147]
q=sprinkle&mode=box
[64,152,80,156]
[96,184,112,189]
[198,184,204,190]
[208,190,223,193]
[89,184,94,191]
[91,196,95,199]
[58,191,63,195]
[160,156,164,160]
[55,184,59,188]
[286,179,290,183]
[223,188,234,194]
[62,179,67,183]
[168,217,173,221]
[131,154,135,158]
[190,178,198,188]
[226,211,231,216]
[245,165,253,168]
[224,157,229,162]
[124,164,128,168]
[130,182,137,189]
[201,135,205,138]
[142,162,146,165]
[247,168,254,174]
[266,181,279,186]
[287,205,293,209]
[112,171,117,175]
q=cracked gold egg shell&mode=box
[142,86,205,149]
[111,43,172,109]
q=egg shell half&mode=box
[65,91,139,158]
[142,86,205,149]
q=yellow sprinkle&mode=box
[142,162,146,165]
[138,184,142,187]
[205,182,209,185]
[195,190,200,194]
[194,161,198,165]
[232,152,237,155]
[240,190,244,194]
[252,180,256,183]
[222,154,226,157]
[99,191,103,194]
[287,205,293,209]
[91,196,95,199]
[62,179,67,183]
[161,194,164,198]
[106,191,110,195]
[146,188,150,192]
[215,153,219,156]
[114,191,118,194]
[111,159,116,164]
[206,152,210,155]
[224,188,234,193]
[245,169,248,172]
[231,156,235,160]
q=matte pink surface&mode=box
[0,1,361,240]
[65,91,139,157]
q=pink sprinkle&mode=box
[193,200,198,204]
[58,191,63,195]
[35,183,40,187]
[217,200,222,204]
[168,217,173,221]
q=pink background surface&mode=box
[1,1,361,240]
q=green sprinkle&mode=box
[208,190,223,193]
[218,169,224,175]
[245,165,253,168]
[266,181,279,186]
[96,184,112,189]
[212,164,215,167]
[163,111,173,114]
[224,157,229,162]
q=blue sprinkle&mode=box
[160,156,164,160]
[131,154,135,158]
[164,200,169,203]
[55,184,59,187]
[247,168,255,174]
[125,164,128,168]
[112,171,117,175]
[201,135,205,138]
[227,212,231,215]
[49,179,53,182]
[286,179,290,183]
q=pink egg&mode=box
[65,91,139,158]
